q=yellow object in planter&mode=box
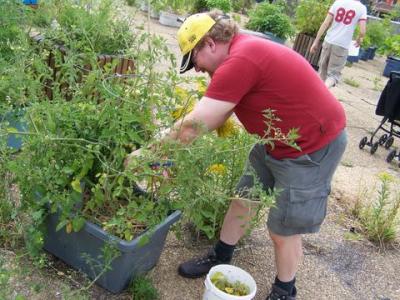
[172,86,239,138]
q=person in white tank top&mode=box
[310,0,367,88]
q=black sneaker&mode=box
[266,284,297,300]
[178,249,226,279]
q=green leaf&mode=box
[72,216,86,232]
[138,233,150,247]
[6,127,18,133]
[71,179,82,193]
[55,219,69,232]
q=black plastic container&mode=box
[44,208,181,293]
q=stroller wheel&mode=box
[386,150,397,163]
[359,137,368,149]
[378,134,388,145]
[384,136,394,149]
[370,142,379,154]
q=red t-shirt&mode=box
[205,34,346,159]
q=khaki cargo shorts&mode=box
[235,130,347,236]
[318,41,349,85]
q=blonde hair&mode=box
[198,10,239,47]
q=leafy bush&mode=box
[206,0,232,13]
[231,0,254,14]
[295,0,333,36]
[42,0,135,54]
[353,173,400,247]
[0,0,49,110]
[383,33,400,57]
[166,132,272,239]
[158,0,193,14]
[191,0,232,13]
[245,2,294,40]
[359,21,389,50]
[129,276,159,300]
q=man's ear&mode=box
[205,37,216,52]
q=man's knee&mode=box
[269,231,302,249]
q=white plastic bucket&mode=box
[203,264,257,300]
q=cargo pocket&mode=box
[283,184,330,228]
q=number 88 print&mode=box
[335,7,356,25]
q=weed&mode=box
[354,173,400,247]
[341,160,353,167]
[343,77,360,88]
[343,231,363,241]
[373,77,383,91]
[129,275,159,300]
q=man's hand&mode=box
[355,36,363,48]
[310,41,319,54]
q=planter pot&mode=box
[368,47,377,60]
[359,48,369,61]
[292,33,322,71]
[383,56,400,78]
[0,108,27,151]
[44,209,181,293]
[159,11,182,28]
[140,1,149,12]
[347,55,359,63]
[150,8,160,19]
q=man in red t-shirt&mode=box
[127,11,347,300]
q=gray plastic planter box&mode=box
[43,210,181,293]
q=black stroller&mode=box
[359,71,400,165]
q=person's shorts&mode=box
[235,130,347,236]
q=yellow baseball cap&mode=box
[177,13,216,73]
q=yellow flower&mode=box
[377,172,394,182]
[174,86,190,102]
[196,78,207,96]
[171,98,196,120]
[206,164,227,176]
[217,118,239,138]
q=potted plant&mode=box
[245,2,294,44]
[382,34,400,77]
[158,0,189,28]
[293,0,334,69]
[3,0,184,293]
[6,37,183,293]
[364,20,389,59]
[356,20,389,61]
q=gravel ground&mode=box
[3,7,400,300]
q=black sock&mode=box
[214,240,235,262]
[274,276,296,295]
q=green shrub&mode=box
[354,173,400,247]
[43,0,135,54]
[191,0,232,13]
[359,21,389,50]
[231,0,254,14]
[294,0,333,36]
[206,0,232,13]
[126,0,138,6]
[383,34,400,57]
[245,2,294,40]
[129,276,159,300]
